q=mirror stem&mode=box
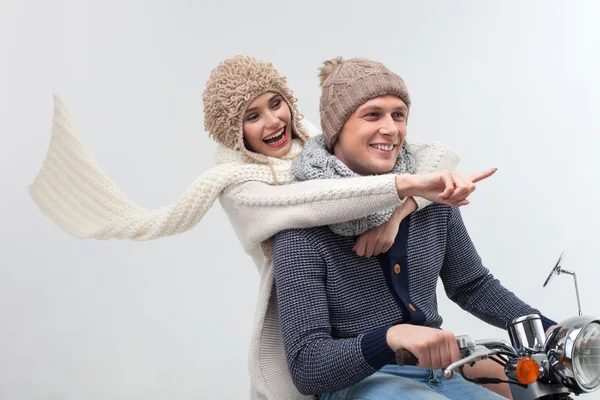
[560,268,583,316]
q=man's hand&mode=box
[353,198,417,257]
[386,324,460,370]
[395,168,497,207]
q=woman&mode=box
[30,56,495,400]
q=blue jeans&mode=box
[319,365,505,400]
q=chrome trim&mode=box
[444,345,492,378]
[545,316,600,393]
[558,268,583,316]
[542,252,583,316]
[509,314,546,354]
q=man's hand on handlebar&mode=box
[386,324,461,370]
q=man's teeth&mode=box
[371,144,395,151]
[264,127,285,141]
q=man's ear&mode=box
[331,140,339,156]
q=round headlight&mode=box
[545,316,600,393]
[573,322,600,390]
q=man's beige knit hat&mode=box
[319,57,411,149]
[203,55,309,163]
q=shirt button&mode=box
[394,263,401,275]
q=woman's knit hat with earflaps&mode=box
[202,55,310,164]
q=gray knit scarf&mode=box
[291,135,416,236]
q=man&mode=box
[273,58,554,399]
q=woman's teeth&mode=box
[370,144,395,151]
[263,127,286,144]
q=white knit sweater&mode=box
[30,95,459,400]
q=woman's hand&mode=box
[353,198,417,257]
[395,168,497,207]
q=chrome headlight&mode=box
[545,316,600,393]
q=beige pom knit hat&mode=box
[203,55,309,163]
[319,57,411,149]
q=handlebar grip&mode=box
[395,349,418,366]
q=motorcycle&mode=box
[397,252,600,399]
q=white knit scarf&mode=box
[29,95,303,240]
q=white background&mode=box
[2,1,599,399]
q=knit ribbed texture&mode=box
[319,58,411,149]
[360,326,396,368]
[203,55,309,163]
[29,95,305,240]
[273,204,543,395]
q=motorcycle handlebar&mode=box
[395,347,491,379]
[394,336,513,373]
[395,349,418,366]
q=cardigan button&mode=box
[408,303,417,312]
[394,264,401,275]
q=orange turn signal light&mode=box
[516,357,540,384]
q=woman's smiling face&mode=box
[242,92,293,158]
